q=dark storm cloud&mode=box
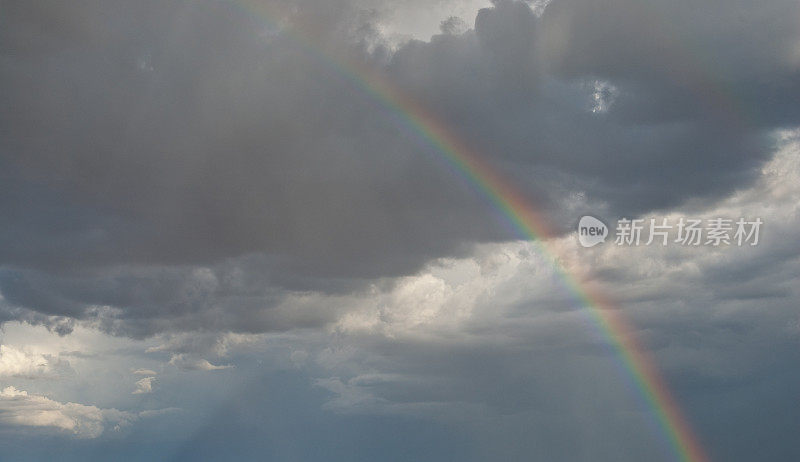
[0,258,347,338]
[1,0,799,334]
[1,0,507,274]
[539,0,800,127]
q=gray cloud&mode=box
[286,132,800,460]
[539,0,800,127]
[0,129,797,458]
[1,2,798,459]
[0,0,798,339]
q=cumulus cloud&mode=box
[132,376,155,395]
[0,345,72,379]
[0,386,133,439]
[294,132,800,458]
[1,0,798,339]
[0,1,797,459]
[132,368,157,376]
[167,354,232,372]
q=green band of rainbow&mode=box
[229,2,711,460]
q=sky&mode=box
[0,0,799,460]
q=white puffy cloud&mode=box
[0,344,72,379]
[132,368,157,376]
[359,0,492,42]
[132,377,155,395]
[168,354,232,371]
[0,386,133,439]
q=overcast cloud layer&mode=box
[1,1,799,461]
[2,0,799,336]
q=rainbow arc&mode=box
[230,2,711,460]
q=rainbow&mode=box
[349,63,710,462]
[227,1,711,461]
